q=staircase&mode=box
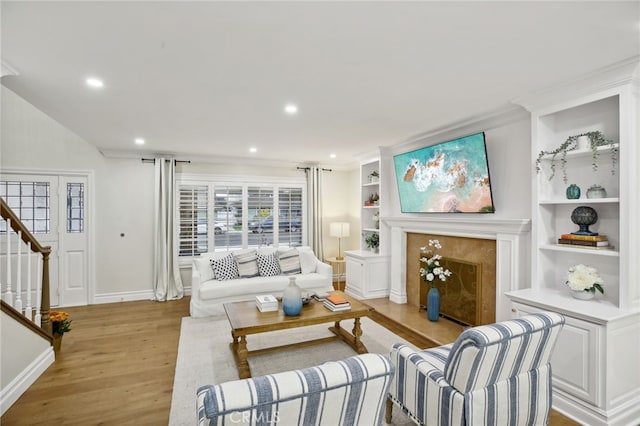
[1,197,54,415]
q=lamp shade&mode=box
[329,222,350,238]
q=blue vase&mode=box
[566,184,581,199]
[427,286,440,322]
[282,277,302,316]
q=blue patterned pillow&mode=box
[210,254,239,281]
[257,252,281,277]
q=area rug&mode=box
[169,315,416,425]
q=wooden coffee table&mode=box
[223,291,374,379]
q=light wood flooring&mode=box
[2,296,578,425]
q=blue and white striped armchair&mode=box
[387,312,565,426]
[197,353,394,426]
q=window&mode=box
[0,181,50,233]
[67,183,84,233]
[177,177,305,257]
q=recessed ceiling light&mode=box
[249,147,257,153]
[85,77,104,88]
[135,138,145,145]
[284,104,298,115]
[330,153,337,159]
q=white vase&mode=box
[571,289,595,300]
[576,135,590,151]
[282,277,302,315]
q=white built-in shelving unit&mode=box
[344,158,389,299]
[509,57,640,426]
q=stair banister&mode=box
[1,198,52,334]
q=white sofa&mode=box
[190,246,333,317]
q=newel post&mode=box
[40,249,52,335]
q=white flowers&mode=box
[566,264,604,294]
[419,240,452,284]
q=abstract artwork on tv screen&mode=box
[393,132,495,213]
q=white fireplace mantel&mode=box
[382,216,531,321]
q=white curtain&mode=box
[153,158,184,301]
[306,166,324,259]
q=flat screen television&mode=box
[393,132,495,213]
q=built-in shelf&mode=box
[538,143,619,161]
[538,197,619,205]
[540,244,619,257]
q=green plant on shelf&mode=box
[535,130,617,183]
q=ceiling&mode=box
[2,1,639,168]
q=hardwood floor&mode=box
[2,296,578,425]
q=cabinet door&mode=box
[512,302,601,406]
[345,257,364,297]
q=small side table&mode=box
[325,257,346,291]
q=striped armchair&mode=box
[387,312,565,426]
[197,353,394,426]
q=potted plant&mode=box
[364,232,379,253]
[535,130,617,183]
[368,170,379,183]
[565,264,604,300]
[50,310,72,352]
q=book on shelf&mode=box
[323,300,351,311]
[560,233,608,241]
[255,294,278,312]
[557,238,609,247]
[556,242,614,250]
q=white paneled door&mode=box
[1,172,91,307]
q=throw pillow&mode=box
[234,250,260,278]
[278,248,302,275]
[297,247,317,274]
[210,253,239,281]
[257,252,281,277]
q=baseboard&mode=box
[553,388,640,426]
[92,286,192,305]
[0,347,54,416]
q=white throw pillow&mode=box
[297,247,317,274]
[193,257,215,282]
[278,248,302,275]
[234,250,260,278]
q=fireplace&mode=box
[384,216,531,322]
[409,233,496,326]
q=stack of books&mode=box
[255,294,278,312]
[557,233,612,249]
[323,294,351,311]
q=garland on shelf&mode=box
[535,131,617,183]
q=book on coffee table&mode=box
[324,295,351,311]
[255,295,278,312]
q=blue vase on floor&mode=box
[427,285,440,322]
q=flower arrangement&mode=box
[419,240,452,284]
[50,311,72,335]
[364,232,379,249]
[566,264,604,294]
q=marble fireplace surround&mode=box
[383,216,531,322]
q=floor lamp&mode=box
[330,222,350,260]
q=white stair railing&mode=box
[1,198,51,334]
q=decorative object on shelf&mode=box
[368,170,379,183]
[50,310,72,353]
[570,205,598,235]
[565,264,604,300]
[586,184,607,199]
[329,222,350,260]
[364,232,379,253]
[566,184,581,199]
[371,192,379,205]
[535,130,617,183]
[419,240,452,322]
[282,277,303,316]
[373,211,380,229]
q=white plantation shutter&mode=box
[178,185,208,256]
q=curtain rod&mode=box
[296,167,332,172]
[141,158,191,165]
